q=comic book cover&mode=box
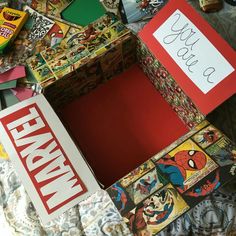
[183,169,221,204]
[30,0,47,13]
[107,120,236,235]
[124,184,189,236]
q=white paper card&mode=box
[153,9,234,94]
[0,94,100,224]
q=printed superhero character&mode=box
[186,170,221,197]
[111,183,127,212]
[126,188,175,236]
[199,129,219,145]
[48,23,64,47]
[157,150,207,192]
[136,175,157,195]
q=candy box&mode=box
[0,7,28,53]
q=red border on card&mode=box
[138,0,236,115]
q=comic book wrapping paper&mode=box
[30,17,137,110]
[137,39,205,128]
[107,120,236,235]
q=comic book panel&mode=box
[66,45,89,64]
[156,139,218,193]
[41,46,65,62]
[27,53,46,70]
[45,20,70,48]
[120,160,155,188]
[124,184,189,236]
[206,137,236,166]
[47,55,71,73]
[31,64,54,82]
[183,169,221,205]
[184,165,235,206]
[192,125,222,149]
[126,167,168,205]
[107,182,135,215]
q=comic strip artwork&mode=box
[107,182,134,215]
[206,137,236,166]
[120,160,155,188]
[27,13,130,88]
[107,121,236,235]
[124,184,189,236]
[126,167,168,205]
[184,169,221,199]
[192,125,222,149]
[155,139,218,193]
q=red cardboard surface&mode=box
[139,0,236,115]
[61,65,188,187]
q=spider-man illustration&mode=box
[111,183,127,212]
[186,170,220,197]
[199,129,219,145]
[135,175,157,195]
[157,150,207,192]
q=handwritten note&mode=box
[153,10,234,94]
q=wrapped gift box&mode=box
[0,0,235,233]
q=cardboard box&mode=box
[0,0,235,232]
[138,0,236,127]
[26,13,136,109]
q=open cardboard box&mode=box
[47,0,236,188]
[0,0,235,232]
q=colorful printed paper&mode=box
[107,120,236,235]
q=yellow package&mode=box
[0,7,28,54]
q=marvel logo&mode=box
[0,104,87,214]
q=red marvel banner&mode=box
[0,94,100,224]
[139,0,236,115]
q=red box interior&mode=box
[60,65,188,188]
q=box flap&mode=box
[139,0,236,115]
[0,94,100,224]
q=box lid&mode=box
[0,94,100,224]
[139,0,236,115]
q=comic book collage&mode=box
[26,12,130,87]
[107,120,236,236]
[137,40,205,129]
